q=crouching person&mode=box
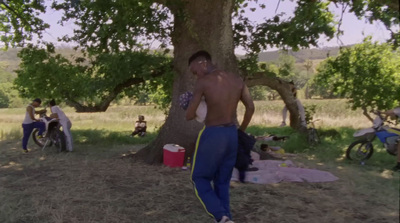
[49,99,73,152]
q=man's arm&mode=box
[186,81,205,121]
[27,106,38,121]
[35,109,46,114]
[239,84,255,131]
[50,113,59,119]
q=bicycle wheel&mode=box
[346,139,374,161]
[32,129,47,147]
[51,128,66,152]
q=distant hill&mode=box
[257,46,349,63]
[0,48,21,73]
[0,47,85,74]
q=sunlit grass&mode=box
[0,99,392,168]
[0,100,398,223]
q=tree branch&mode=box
[66,68,168,112]
[245,72,305,131]
[0,1,32,27]
[361,106,374,122]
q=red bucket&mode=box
[163,144,185,167]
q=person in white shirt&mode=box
[48,99,73,151]
[22,98,46,153]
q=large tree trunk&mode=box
[134,0,237,164]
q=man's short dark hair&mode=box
[188,50,212,66]
[33,98,42,104]
[49,99,56,106]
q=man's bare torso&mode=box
[200,70,243,126]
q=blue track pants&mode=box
[22,122,45,150]
[191,125,238,221]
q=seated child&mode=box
[131,115,147,137]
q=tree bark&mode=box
[134,0,237,164]
[245,73,303,130]
[361,106,374,122]
[134,0,307,164]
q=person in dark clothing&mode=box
[236,130,257,183]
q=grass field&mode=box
[0,99,399,223]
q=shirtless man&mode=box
[186,51,254,223]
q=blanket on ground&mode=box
[231,160,338,184]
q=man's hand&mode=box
[36,109,47,114]
[49,113,59,119]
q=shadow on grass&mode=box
[246,125,396,169]
[71,129,157,146]
[69,126,396,169]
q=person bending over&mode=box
[186,50,254,223]
[49,99,73,152]
[21,98,46,153]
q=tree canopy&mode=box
[1,0,399,112]
[313,37,400,117]
[14,44,174,111]
[1,0,399,163]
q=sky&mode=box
[38,0,394,54]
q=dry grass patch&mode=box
[1,140,399,223]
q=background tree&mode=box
[0,0,49,48]
[251,52,305,101]
[313,37,400,121]
[307,74,339,99]
[1,0,399,163]
[0,63,25,108]
[13,44,174,112]
[303,59,314,99]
